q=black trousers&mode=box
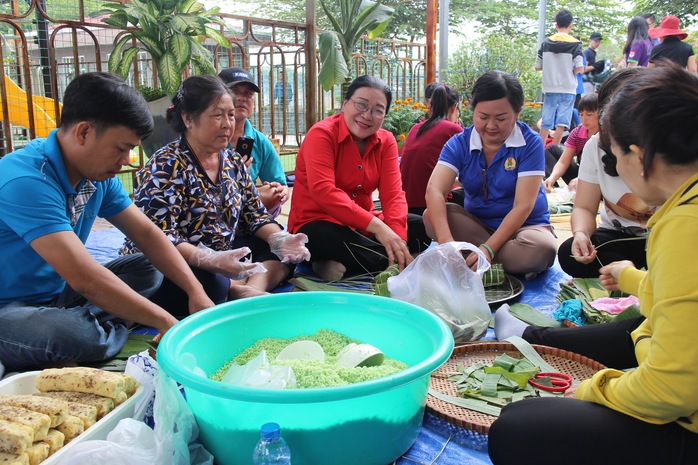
[524,315,643,369]
[489,317,698,465]
[557,227,648,278]
[297,215,430,276]
[489,396,698,465]
[544,144,579,185]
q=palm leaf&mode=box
[115,46,141,79]
[318,31,349,91]
[156,53,182,97]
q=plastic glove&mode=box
[268,231,311,264]
[190,243,267,280]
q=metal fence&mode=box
[0,0,426,183]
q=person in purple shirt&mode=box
[624,16,653,67]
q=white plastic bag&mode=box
[387,242,492,342]
[53,352,214,465]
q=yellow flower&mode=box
[399,134,406,140]
[395,99,403,105]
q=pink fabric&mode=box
[590,295,640,314]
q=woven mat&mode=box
[427,342,606,434]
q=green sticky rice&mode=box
[212,329,408,388]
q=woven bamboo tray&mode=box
[427,342,606,434]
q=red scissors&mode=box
[529,372,572,393]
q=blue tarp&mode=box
[86,229,571,465]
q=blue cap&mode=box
[218,67,261,93]
[260,422,281,440]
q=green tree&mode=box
[446,32,541,101]
[632,0,698,26]
[99,0,230,97]
[458,0,627,42]
[381,0,473,41]
[317,0,394,91]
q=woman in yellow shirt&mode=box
[489,65,698,464]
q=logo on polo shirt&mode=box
[504,157,516,170]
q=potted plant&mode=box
[99,0,230,97]
[99,0,229,155]
[317,0,394,94]
[136,86,178,157]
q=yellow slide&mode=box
[0,75,61,138]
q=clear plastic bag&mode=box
[53,352,214,465]
[221,350,296,389]
[387,242,492,342]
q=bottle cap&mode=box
[260,422,281,440]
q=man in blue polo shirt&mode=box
[0,72,214,372]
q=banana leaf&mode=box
[508,303,564,328]
[555,278,633,325]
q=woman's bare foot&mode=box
[312,260,346,282]
[228,283,270,300]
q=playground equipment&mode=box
[0,75,60,138]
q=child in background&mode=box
[543,93,599,191]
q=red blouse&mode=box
[288,113,408,240]
[400,120,463,209]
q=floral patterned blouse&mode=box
[121,137,275,254]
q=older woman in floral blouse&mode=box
[121,75,308,314]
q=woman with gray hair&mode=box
[122,75,309,313]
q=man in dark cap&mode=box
[582,32,604,94]
[218,67,289,217]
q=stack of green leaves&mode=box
[447,354,560,408]
[556,278,641,324]
[482,263,505,288]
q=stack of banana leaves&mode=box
[450,354,556,403]
[430,351,563,417]
[557,277,641,324]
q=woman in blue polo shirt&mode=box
[424,71,556,276]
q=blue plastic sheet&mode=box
[396,414,491,465]
[85,230,575,465]
[85,227,127,263]
[516,260,571,319]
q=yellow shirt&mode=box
[576,172,698,433]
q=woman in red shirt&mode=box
[400,84,463,215]
[288,75,429,281]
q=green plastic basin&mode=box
[158,292,454,465]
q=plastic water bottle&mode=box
[252,422,292,465]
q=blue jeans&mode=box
[0,254,162,371]
[541,92,576,130]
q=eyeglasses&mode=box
[350,99,386,118]
[232,88,256,99]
